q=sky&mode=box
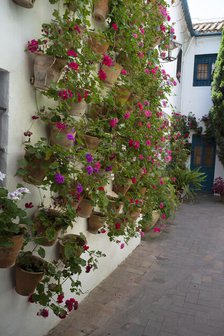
[188,0,224,22]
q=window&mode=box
[176,49,182,83]
[193,54,217,86]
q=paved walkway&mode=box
[47,195,224,336]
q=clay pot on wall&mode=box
[107,196,123,214]
[84,134,101,150]
[15,255,44,296]
[88,33,109,54]
[112,178,132,196]
[77,198,94,218]
[129,209,142,221]
[101,63,123,88]
[0,235,24,268]
[88,212,106,233]
[12,0,35,8]
[115,87,131,105]
[49,124,76,147]
[143,210,160,233]
[23,153,52,186]
[70,100,87,117]
[33,53,66,90]
[58,234,86,262]
[92,0,109,22]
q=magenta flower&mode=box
[109,118,119,128]
[67,49,78,57]
[153,227,161,233]
[121,69,127,75]
[102,54,113,67]
[144,68,150,74]
[137,102,143,110]
[140,27,145,35]
[124,112,131,119]
[38,309,49,318]
[55,173,65,184]
[133,33,138,39]
[74,24,81,33]
[120,243,125,249]
[27,39,39,53]
[68,62,79,71]
[58,89,73,100]
[146,140,151,146]
[115,223,121,230]
[56,122,66,130]
[144,110,152,118]
[159,202,164,209]
[161,213,166,220]
[57,293,64,303]
[111,23,118,31]
[98,69,107,81]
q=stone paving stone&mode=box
[46,196,224,336]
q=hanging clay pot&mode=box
[77,198,94,218]
[49,123,76,147]
[129,209,142,221]
[112,178,132,195]
[92,0,109,22]
[15,255,44,296]
[115,87,131,105]
[107,196,123,213]
[70,100,87,117]
[22,152,52,186]
[86,104,106,120]
[84,134,101,150]
[0,235,24,268]
[12,0,35,8]
[88,212,106,233]
[33,53,66,90]
[58,234,86,262]
[88,33,109,54]
[143,210,160,232]
[101,63,123,88]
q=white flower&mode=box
[8,192,20,200]
[0,172,6,182]
[111,173,115,181]
[132,157,136,162]
[121,145,127,151]
[16,187,30,194]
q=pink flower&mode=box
[161,213,166,220]
[153,227,161,233]
[133,33,138,39]
[144,110,152,118]
[109,118,119,128]
[160,24,166,32]
[160,179,165,186]
[138,52,144,58]
[102,54,113,67]
[67,49,78,57]
[139,27,145,35]
[144,68,150,74]
[68,62,79,71]
[146,140,151,146]
[58,89,73,100]
[120,243,125,249]
[165,155,172,163]
[27,39,39,53]
[98,69,107,81]
[134,140,140,149]
[146,122,151,129]
[112,23,118,31]
[137,102,143,110]
[132,177,137,184]
[159,202,164,209]
[56,122,66,130]
[121,69,127,75]
[138,121,143,127]
[140,231,145,237]
[124,112,131,119]
[139,154,144,160]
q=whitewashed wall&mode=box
[0,2,140,336]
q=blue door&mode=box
[190,135,216,192]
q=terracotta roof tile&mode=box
[193,20,224,33]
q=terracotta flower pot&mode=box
[86,104,106,120]
[49,124,76,147]
[70,100,87,117]
[15,255,44,296]
[58,234,86,261]
[115,88,131,105]
[101,63,123,88]
[107,196,123,213]
[12,0,35,8]
[84,134,101,150]
[88,34,109,54]
[22,153,52,186]
[88,212,106,233]
[0,235,24,268]
[143,210,160,233]
[92,0,109,22]
[112,179,132,195]
[140,187,147,196]
[77,198,94,218]
[129,209,142,221]
[33,53,66,90]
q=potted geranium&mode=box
[0,174,31,268]
[212,177,224,201]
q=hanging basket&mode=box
[101,63,123,88]
[70,100,87,117]
[92,0,109,22]
[77,198,94,218]
[12,0,35,8]
[0,235,24,268]
[88,212,106,233]
[15,255,44,296]
[84,134,101,150]
[33,53,66,90]
[49,124,76,147]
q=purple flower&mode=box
[55,173,65,184]
[86,165,94,175]
[67,133,75,141]
[105,166,112,172]
[76,183,83,194]
[85,153,93,163]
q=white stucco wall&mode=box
[0,2,140,336]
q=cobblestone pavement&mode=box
[47,195,224,336]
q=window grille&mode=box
[0,69,9,178]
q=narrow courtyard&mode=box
[48,196,224,336]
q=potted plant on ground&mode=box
[0,177,31,268]
[212,177,224,201]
